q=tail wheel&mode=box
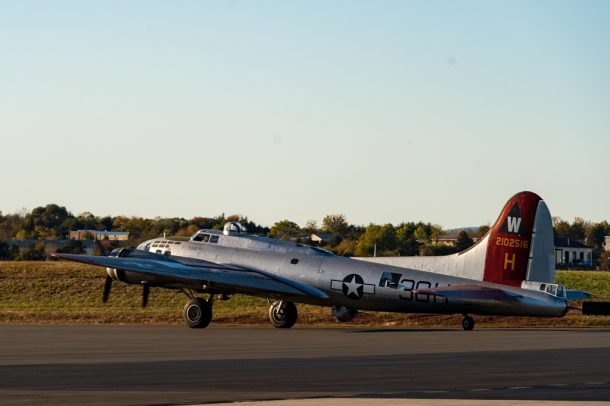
[183,298,212,329]
[462,315,475,331]
[268,300,297,329]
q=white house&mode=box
[554,237,593,267]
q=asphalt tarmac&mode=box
[1,325,609,405]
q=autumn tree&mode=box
[332,239,358,256]
[553,218,571,237]
[475,225,491,238]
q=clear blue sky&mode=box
[1,1,609,229]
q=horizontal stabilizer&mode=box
[413,284,522,302]
[566,290,592,300]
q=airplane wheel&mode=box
[462,315,475,331]
[269,300,297,329]
[183,298,212,328]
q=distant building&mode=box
[69,230,129,241]
[605,236,610,252]
[310,233,333,244]
[554,236,593,267]
[430,238,458,247]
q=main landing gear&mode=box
[462,315,475,331]
[268,300,297,328]
[181,290,228,329]
[183,297,213,328]
[180,291,298,329]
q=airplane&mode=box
[52,191,590,330]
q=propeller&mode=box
[142,284,150,308]
[103,275,113,303]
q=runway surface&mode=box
[1,325,609,405]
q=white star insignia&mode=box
[343,275,362,297]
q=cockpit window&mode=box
[193,233,211,242]
[210,235,219,243]
[540,283,566,298]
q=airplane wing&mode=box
[413,284,522,302]
[52,253,328,300]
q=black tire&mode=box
[268,300,297,329]
[462,315,475,331]
[183,298,212,329]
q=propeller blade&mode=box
[103,275,112,303]
[142,284,150,308]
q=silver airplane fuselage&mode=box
[135,229,568,318]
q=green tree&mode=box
[100,216,114,230]
[414,225,428,240]
[355,224,398,257]
[571,217,587,241]
[455,230,474,251]
[397,237,420,256]
[55,240,86,255]
[7,213,23,240]
[302,220,319,235]
[20,242,46,260]
[76,211,99,230]
[0,241,9,260]
[24,204,73,239]
[429,224,443,242]
[322,214,348,237]
[7,244,20,260]
[586,221,610,250]
[269,220,301,240]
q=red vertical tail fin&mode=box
[483,191,542,287]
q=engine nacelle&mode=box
[331,305,358,322]
[105,248,169,284]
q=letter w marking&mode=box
[507,217,522,233]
